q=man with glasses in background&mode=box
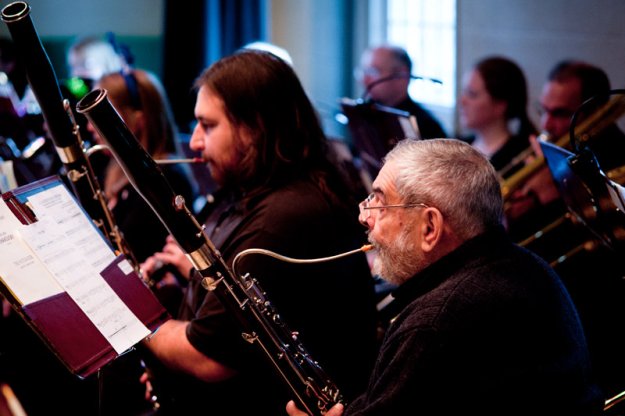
[507,60,625,223]
[506,60,625,401]
[286,138,603,416]
[139,50,379,415]
[356,45,447,139]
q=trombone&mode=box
[502,91,625,268]
[500,92,625,199]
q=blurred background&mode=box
[1,0,623,143]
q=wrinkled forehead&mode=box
[372,161,401,201]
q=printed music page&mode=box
[0,200,64,305]
[18,183,150,354]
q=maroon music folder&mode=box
[0,176,170,378]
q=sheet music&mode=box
[25,182,116,270]
[18,183,150,354]
[0,200,64,304]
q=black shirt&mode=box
[155,177,379,414]
[463,133,531,177]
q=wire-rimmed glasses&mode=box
[359,193,429,220]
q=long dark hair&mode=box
[195,50,355,206]
[475,56,537,139]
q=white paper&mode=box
[0,197,21,228]
[0,201,64,304]
[26,183,116,270]
[20,184,150,354]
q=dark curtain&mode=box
[163,0,264,134]
[216,0,264,60]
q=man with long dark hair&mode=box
[140,50,378,415]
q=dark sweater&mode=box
[346,227,603,415]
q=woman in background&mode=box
[86,68,197,416]
[459,56,537,177]
[91,68,196,265]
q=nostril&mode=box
[358,214,371,228]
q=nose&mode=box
[541,113,556,136]
[189,125,203,152]
[358,210,372,228]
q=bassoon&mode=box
[77,87,344,415]
[0,1,134,262]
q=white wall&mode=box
[0,0,163,37]
[271,0,625,138]
[457,0,625,134]
[0,0,165,78]
[269,0,354,139]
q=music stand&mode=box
[540,141,625,252]
[340,98,420,179]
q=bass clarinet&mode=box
[0,1,135,264]
[76,88,344,415]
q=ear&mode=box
[419,207,445,253]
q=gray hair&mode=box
[384,139,503,240]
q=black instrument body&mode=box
[77,88,344,415]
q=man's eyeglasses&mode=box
[359,193,429,220]
[353,66,382,81]
[535,103,576,120]
[353,66,403,82]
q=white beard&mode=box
[370,225,422,286]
